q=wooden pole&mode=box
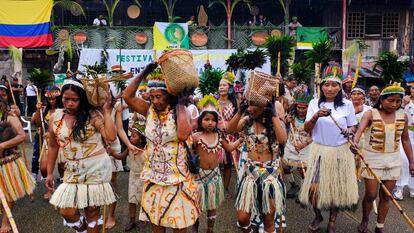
[351,52,362,89]
[0,187,18,233]
[6,80,28,168]
[227,0,231,49]
[329,114,414,230]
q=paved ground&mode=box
[9,142,414,233]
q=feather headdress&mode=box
[197,94,219,115]
[147,68,166,91]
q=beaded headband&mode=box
[63,79,84,90]
[351,87,366,95]
[381,83,405,96]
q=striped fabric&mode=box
[0,0,53,48]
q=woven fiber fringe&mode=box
[299,143,359,211]
[235,172,284,214]
[197,170,224,211]
[50,182,116,209]
[0,157,36,202]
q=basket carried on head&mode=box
[80,74,109,107]
[158,49,199,95]
[245,70,279,107]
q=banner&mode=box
[153,22,189,50]
[78,49,271,76]
[296,27,328,50]
[0,0,53,48]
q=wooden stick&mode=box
[0,187,18,233]
[351,52,362,89]
[6,80,28,168]
[329,115,414,230]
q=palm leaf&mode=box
[53,0,85,17]
[199,68,224,96]
[134,0,142,7]
[208,0,228,12]
[374,51,410,84]
[344,39,370,59]
[304,38,333,66]
[264,35,295,75]
[291,62,312,84]
[230,0,251,15]
[46,49,59,56]
[7,46,22,62]
[28,68,54,89]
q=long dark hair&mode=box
[43,95,63,117]
[245,109,276,155]
[0,86,13,106]
[61,82,92,142]
[373,93,403,110]
[318,82,345,109]
[197,111,219,132]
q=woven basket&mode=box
[245,71,278,107]
[158,50,199,95]
[80,75,109,107]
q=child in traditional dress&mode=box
[191,95,242,233]
[283,94,313,199]
[353,83,414,233]
[107,120,147,232]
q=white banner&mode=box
[78,49,271,77]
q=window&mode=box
[365,14,382,37]
[347,12,365,39]
[382,12,399,38]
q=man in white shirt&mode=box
[25,80,38,117]
[93,15,107,26]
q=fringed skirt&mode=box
[299,143,359,211]
[139,178,201,229]
[193,167,224,211]
[235,159,285,215]
[0,154,36,202]
[360,149,401,181]
[128,171,144,205]
[50,154,117,209]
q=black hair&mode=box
[197,111,219,132]
[61,81,93,142]
[131,130,147,148]
[318,82,345,109]
[245,109,276,154]
[373,93,403,110]
[43,94,63,118]
[228,86,239,115]
[0,86,13,106]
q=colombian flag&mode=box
[0,0,53,48]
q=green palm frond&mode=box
[7,46,22,62]
[291,62,312,84]
[304,38,333,66]
[114,80,127,92]
[134,0,142,7]
[264,35,295,75]
[53,0,85,17]
[103,0,120,27]
[225,48,267,72]
[65,39,73,60]
[230,0,251,15]
[28,68,54,89]
[208,0,228,11]
[373,51,410,84]
[199,69,224,96]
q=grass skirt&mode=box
[299,143,358,211]
[0,155,35,202]
[139,178,200,229]
[235,159,285,215]
[50,182,117,209]
[193,167,224,211]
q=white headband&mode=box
[63,79,84,90]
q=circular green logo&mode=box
[164,23,185,44]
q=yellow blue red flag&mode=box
[0,0,53,48]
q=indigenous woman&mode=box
[283,94,313,199]
[123,63,199,233]
[353,84,414,233]
[0,85,35,233]
[299,63,359,233]
[228,99,287,233]
[217,72,238,197]
[394,85,414,200]
[31,86,63,200]
[45,78,117,233]
[342,73,354,100]
[350,86,371,179]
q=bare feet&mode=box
[0,216,11,233]
[29,193,35,202]
[43,190,52,200]
[357,220,369,233]
[104,217,116,229]
[308,215,323,232]
[327,221,336,233]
